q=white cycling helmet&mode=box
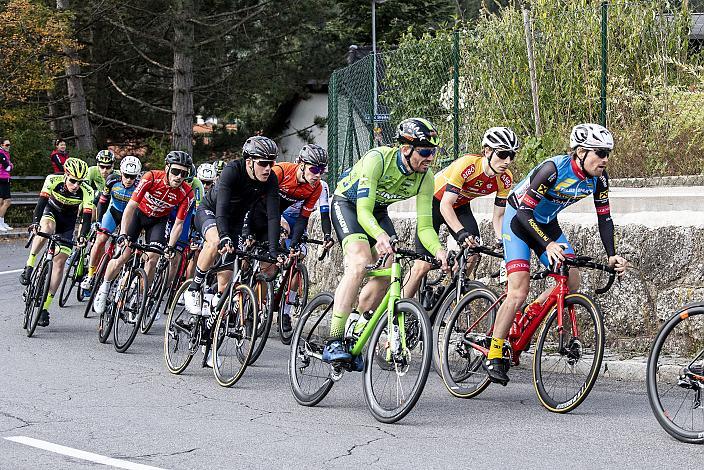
[570,123,614,150]
[197,163,216,182]
[120,155,141,176]
[481,127,520,152]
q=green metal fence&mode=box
[328,0,704,181]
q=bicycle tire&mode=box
[646,305,704,444]
[85,254,109,319]
[113,268,147,353]
[75,250,88,302]
[533,293,604,413]
[141,258,169,334]
[164,281,200,374]
[248,276,274,365]
[279,263,309,345]
[288,292,335,407]
[212,284,258,387]
[363,299,432,423]
[439,287,498,399]
[58,250,79,308]
[26,259,52,337]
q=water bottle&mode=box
[344,311,360,339]
[201,292,213,317]
[206,293,221,330]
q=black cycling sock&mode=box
[190,267,207,290]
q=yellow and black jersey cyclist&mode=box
[19,158,95,327]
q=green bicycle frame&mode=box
[348,257,407,357]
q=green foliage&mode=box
[0,106,54,176]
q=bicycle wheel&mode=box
[164,281,200,374]
[75,251,88,302]
[279,263,309,345]
[113,268,147,353]
[440,287,498,398]
[533,293,604,413]
[212,284,258,387]
[248,275,274,365]
[85,254,109,319]
[58,250,79,307]
[26,259,52,337]
[288,292,335,407]
[141,258,169,334]
[647,305,704,443]
[364,299,432,423]
[98,281,118,343]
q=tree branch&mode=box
[195,6,266,48]
[107,76,174,114]
[87,110,171,134]
[124,31,174,71]
[104,15,172,48]
[195,1,273,21]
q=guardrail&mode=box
[10,176,46,206]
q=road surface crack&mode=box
[325,436,384,462]
[117,447,199,459]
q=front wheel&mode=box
[363,299,432,424]
[248,276,273,365]
[164,281,199,374]
[279,263,309,345]
[58,250,79,308]
[141,258,169,334]
[647,305,704,444]
[113,268,147,353]
[533,293,605,413]
[26,259,52,337]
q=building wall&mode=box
[278,92,328,162]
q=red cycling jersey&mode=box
[272,162,322,218]
[131,170,193,219]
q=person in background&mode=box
[50,139,69,174]
[0,139,13,231]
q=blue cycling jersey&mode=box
[102,174,137,213]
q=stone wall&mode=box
[304,212,704,355]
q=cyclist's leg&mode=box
[88,208,118,280]
[143,216,168,282]
[357,207,396,313]
[402,200,442,298]
[42,214,74,318]
[189,208,219,291]
[535,229,579,297]
[454,204,481,274]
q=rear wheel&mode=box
[279,264,308,345]
[248,276,273,365]
[141,258,169,334]
[85,254,109,319]
[533,293,604,413]
[363,299,432,424]
[288,292,335,406]
[164,281,199,374]
[58,250,79,308]
[113,268,147,353]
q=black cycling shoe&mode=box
[19,266,33,286]
[37,309,50,327]
[483,357,510,386]
[281,313,292,333]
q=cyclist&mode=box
[197,163,216,194]
[93,151,194,315]
[80,156,142,296]
[86,150,117,196]
[486,123,628,385]
[402,127,519,298]
[20,158,94,326]
[184,136,281,315]
[324,118,449,363]
[182,163,217,279]
[212,160,226,183]
[49,139,69,174]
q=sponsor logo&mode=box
[501,174,512,188]
[599,190,609,200]
[537,184,548,195]
[461,164,476,180]
[357,188,370,198]
[528,218,549,241]
[333,201,349,234]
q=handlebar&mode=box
[531,256,617,294]
[25,230,75,249]
[299,235,332,261]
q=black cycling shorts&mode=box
[330,196,396,252]
[125,210,168,249]
[415,199,479,257]
[0,180,10,199]
[41,206,76,248]
[194,206,244,240]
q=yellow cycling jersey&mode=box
[434,154,513,208]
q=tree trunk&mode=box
[46,88,60,135]
[57,0,94,152]
[171,0,195,154]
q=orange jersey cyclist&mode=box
[403,127,520,298]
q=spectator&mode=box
[50,139,69,174]
[0,139,13,231]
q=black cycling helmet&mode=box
[242,136,278,160]
[396,118,440,147]
[164,150,192,167]
[297,144,328,166]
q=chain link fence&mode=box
[328,0,704,181]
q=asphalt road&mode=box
[0,239,701,469]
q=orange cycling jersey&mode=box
[272,162,322,218]
[434,154,513,208]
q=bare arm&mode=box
[439,192,464,234]
[491,205,505,241]
[168,219,184,248]
[120,200,138,236]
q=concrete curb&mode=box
[515,354,648,381]
[0,229,27,240]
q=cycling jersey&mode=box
[50,150,69,174]
[169,177,203,247]
[503,154,615,273]
[131,170,193,220]
[34,174,94,238]
[334,146,441,255]
[273,162,322,217]
[283,180,331,237]
[434,154,512,208]
[97,173,138,233]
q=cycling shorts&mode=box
[100,206,123,234]
[125,210,168,250]
[502,204,574,274]
[40,206,75,255]
[415,199,478,257]
[330,196,396,253]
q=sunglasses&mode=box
[416,147,437,158]
[123,174,137,180]
[1,144,9,148]
[203,180,214,186]
[255,160,275,168]
[99,164,113,170]
[66,177,84,185]
[307,165,327,175]
[593,149,611,159]
[170,168,189,178]
[494,150,516,160]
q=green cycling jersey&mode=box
[335,145,442,255]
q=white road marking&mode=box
[4,436,168,470]
[0,268,22,275]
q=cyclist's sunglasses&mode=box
[203,180,214,186]
[415,147,437,158]
[307,165,327,175]
[123,174,138,180]
[98,164,113,170]
[169,167,189,178]
[254,160,275,168]
[494,150,516,160]
[66,177,85,185]
[593,149,611,159]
